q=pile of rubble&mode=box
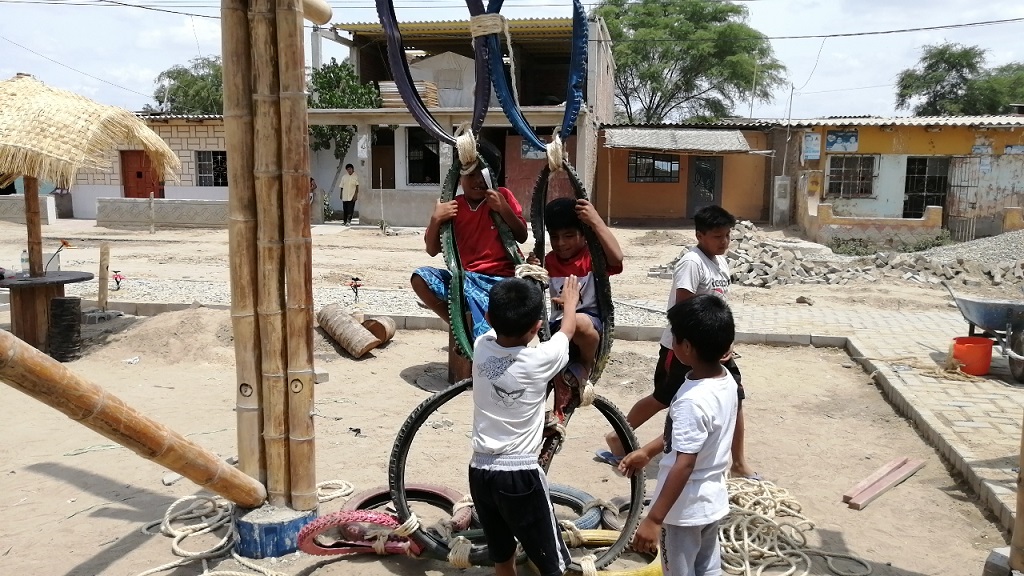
[648,221,1024,289]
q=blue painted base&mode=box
[235,506,318,559]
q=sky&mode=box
[4,0,1024,120]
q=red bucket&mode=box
[952,336,994,376]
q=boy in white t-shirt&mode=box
[619,294,738,576]
[600,205,757,480]
[469,275,580,576]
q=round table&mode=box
[0,271,94,352]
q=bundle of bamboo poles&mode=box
[222,0,329,511]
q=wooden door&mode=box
[687,156,723,217]
[120,151,164,199]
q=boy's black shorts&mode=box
[468,465,570,576]
[652,345,744,407]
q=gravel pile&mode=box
[920,229,1024,264]
[64,278,667,326]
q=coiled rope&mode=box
[137,480,354,576]
[722,479,872,576]
[469,13,519,110]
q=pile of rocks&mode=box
[648,221,1024,289]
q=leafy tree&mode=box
[595,0,786,124]
[146,56,223,114]
[308,58,381,219]
[895,43,987,115]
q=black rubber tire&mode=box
[549,483,602,530]
[389,378,645,569]
[344,484,464,513]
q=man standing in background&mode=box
[339,164,360,226]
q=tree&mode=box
[595,0,786,124]
[895,43,987,116]
[146,56,223,114]
[308,58,381,218]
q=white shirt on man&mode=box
[471,331,569,458]
[659,247,731,349]
[340,173,359,201]
[654,370,738,526]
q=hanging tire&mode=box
[388,378,645,569]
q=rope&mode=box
[580,382,595,406]
[721,479,872,576]
[470,13,519,106]
[580,498,617,515]
[559,519,585,547]
[546,132,564,173]
[393,512,421,538]
[579,553,598,576]
[455,122,479,175]
[316,480,354,502]
[447,535,473,568]
[364,528,392,556]
[452,495,475,514]
[516,263,550,285]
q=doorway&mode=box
[902,156,950,218]
[120,151,164,199]
[687,156,723,217]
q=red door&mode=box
[120,151,164,199]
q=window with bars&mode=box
[627,151,680,183]
[196,151,228,186]
[902,156,950,218]
[407,127,441,185]
[826,155,876,197]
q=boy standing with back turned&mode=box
[620,294,738,576]
[469,275,581,576]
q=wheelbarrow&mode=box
[942,281,1024,382]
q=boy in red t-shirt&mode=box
[411,166,528,339]
[531,197,623,384]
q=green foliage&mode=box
[906,229,952,253]
[146,56,223,114]
[594,0,786,123]
[896,43,1024,115]
[308,58,381,163]
[827,238,875,257]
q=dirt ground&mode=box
[0,307,1005,576]
[0,219,1012,575]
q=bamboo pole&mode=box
[1011,412,1024,570]
[98,243,109,312]
[0,330,267,507]
[251,0,290,508]
[23,176,43,277]
[223,0,265,485]
[300,0,330,25]
[277,0,317,511]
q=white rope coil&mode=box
[316,480,354,502]
[546,133,565,173]
[580,382,595,406]
[516,263,550,285]
[455,122,479,175]
[468,13,520,109]
[452,494,475,514]
[393,512,421,538]
[447,535,474,568]
[722,479,872,576]
[579,554,598,576]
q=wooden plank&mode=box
[848,459,926,510]
[842,457,909,503]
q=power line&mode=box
[0,33,152,97]
[797,83,894,96]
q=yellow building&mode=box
[791,115,1024,243]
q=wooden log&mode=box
[251,0,289,508]
[848,459,925,510]
[1010,412,1024,571]
[317,304,381,358]
[223,0,265,485]
[98,243,109,312]
[0,329,267,508]
[300,0,331,25]
[841,457,908,503]
[362,316,396,344]
[448,330,472,384]
[278,0,317,511]
[24,176,43,277]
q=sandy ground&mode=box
[0,306,1005,576]
[0,219,1014,575]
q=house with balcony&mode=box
[309,16,615,226]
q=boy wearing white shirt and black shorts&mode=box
[601,205,758,480]
[619,294,739,576]
[469,275,581,576]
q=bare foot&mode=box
[731,464,761,480]
[605,430,625,458]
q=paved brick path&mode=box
[623,298,1024,531]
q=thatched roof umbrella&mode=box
[0,73,180,276]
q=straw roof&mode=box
[0,74,180,188]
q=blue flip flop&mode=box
[594,450,622,466]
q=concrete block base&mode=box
[235,506,317,558]
[82,309,124,324]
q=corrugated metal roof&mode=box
[136,113,223,122]
[603,120,774,131]
[785,115,1024,127]
[604,128,750,153]
[335,18,573,37]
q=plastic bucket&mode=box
[952,336,994,376]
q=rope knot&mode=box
[455,123,480,175]
[546,133,565,172]
[447,535,473,568]
[469,13,508,37]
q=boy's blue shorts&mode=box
[413,266,504,340]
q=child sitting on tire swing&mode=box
[410,163,528,342]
